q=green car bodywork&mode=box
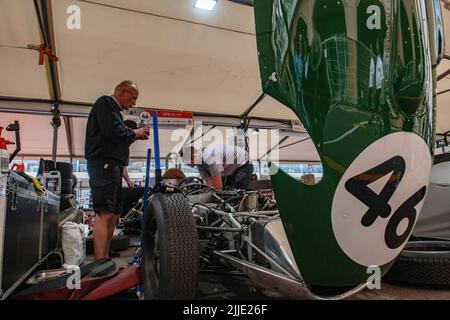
[254,0,445,286]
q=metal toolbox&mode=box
[0,171,60,299]
[41,190,59,258]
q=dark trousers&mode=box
[223,163,254,189]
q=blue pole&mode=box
[141,148,152,220]
[137,147,151,299]
[152,111,162,185]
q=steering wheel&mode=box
[177,176,214,194]
[177,176,206,188]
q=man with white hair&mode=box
[181,143,253,190]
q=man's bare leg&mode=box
[93,211,115,260]
[106,214,121,254]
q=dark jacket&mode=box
[85,96,136,166]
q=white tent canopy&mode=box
[0,0,290,117]
[1,0,450,162]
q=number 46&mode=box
[345,156,427,249]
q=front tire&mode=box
[141,192,199,299]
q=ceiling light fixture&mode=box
[194,0,218,11]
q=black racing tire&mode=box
[60,178,73,195]
[85,235,130,254]
[434,153,450,165]
[59,194,73,212]
[141,192,199,300]
[72,174,78,189]
[55,162,73,179]
[385,241,450,288]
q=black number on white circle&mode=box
[345,156,405,227]
[345,156,427,249]
[385,186,426,249]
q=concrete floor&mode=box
[88,245,450,300]
[352,283,450,300]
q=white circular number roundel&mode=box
[331,132,432,267]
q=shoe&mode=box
[108,249,121,258]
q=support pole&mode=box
[51,102,61,162]
[152,112,162,185]
[141,148,152,220]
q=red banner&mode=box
[147,110,193,119]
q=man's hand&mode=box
[126,179,133,188]
[122,167,133,188]
[210,174,223,190]
[134,127,150,140]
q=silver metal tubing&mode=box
[244,239,298,280]
[197,226,243,233]
[212,193,236,212]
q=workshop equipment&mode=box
[5,121,21,165]
[10,163,25,172]
[0,127,14,170]
[0,171,59,299]
[11,258,119,300]
[42,171,62,195]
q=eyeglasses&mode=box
[124,89,138,101]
